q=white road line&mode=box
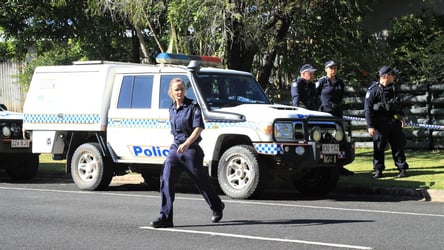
[1,186,444,218]
[140,227,372,250]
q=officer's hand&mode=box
[368,128,376,137]
[401,119,406,128]
[177,142,189,154]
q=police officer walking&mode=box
[364,66,409,178]
[150,78,225,228]
[291,64,319,110]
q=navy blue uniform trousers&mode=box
[372,120,409,171]
[159,144,222,222]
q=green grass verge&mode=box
[38,148,444,190]
[341,148,444,190]
[38,154,66,174]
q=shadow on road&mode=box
[175,218,375,228]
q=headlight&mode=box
[2,126,11,137]
[311,126,322,142]
[334,129,344,142]
[274,122,294,140]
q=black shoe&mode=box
[373,170,382,179]
[150,217,173,228]
[340,168,355,176]
[397,169,407,178]
[211,202,225,223]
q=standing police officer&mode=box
[316,60,344,118]
[364,66,409,178]
[150,78,225,228]
[291,64,319,110]
[316,60,354,176]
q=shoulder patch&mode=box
[365,91,371,99]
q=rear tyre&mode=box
[293,167,340,196]
[6,154,39,179]
[71,143,113,190]
[217,145,263,199]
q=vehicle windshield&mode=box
[196,73,271,108]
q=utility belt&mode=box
[374,114,402,124]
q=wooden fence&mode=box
[342,83,444,149]
[0,61,25,112]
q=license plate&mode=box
[11,139,30,148]
[322,144,339,154]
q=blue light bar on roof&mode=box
[155,53,222,67]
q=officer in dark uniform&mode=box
[291,64,319,110]
[150,78,225,228]
[316,60,345,118]
[364,66,409,178]
[316,60,354,176]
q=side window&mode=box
[117,75,153,109]
[159,75,195,109]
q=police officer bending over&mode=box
[364,66,409,179]
[150,78,225,228]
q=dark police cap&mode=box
[300,64,317,73]
[378,66,400,76]
[324,60,337,69]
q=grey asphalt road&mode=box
[1,172,443,250]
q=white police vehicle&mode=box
[0,104,39,179]
[23,53,354,199]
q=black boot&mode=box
[373,170,383,179]
[150,217,173,228]
[397,169,407,178]
[211,202,225,223]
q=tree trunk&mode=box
[257,16,291,89]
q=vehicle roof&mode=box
[34,61,253,76]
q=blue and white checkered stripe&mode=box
[254,143,283,155]
[108,119,171,128]
[205,120,259,129]
[24,113,100,124]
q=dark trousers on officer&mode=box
[159,144,223,222]
[372,119,409,171]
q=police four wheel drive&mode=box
[23,53,354,199]
[0,104,39,179]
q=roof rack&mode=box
[72,60,141,65]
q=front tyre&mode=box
[71,143,113,191]
[6,154,39,180]
[217,145,263,199]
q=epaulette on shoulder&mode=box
[368,81,378,90]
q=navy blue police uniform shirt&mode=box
[364,81,403,128]
[169,97,204,147]
[291,77,319,110]
[316,76,344,109]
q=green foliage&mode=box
[18,41,85,89]
[388,14,444,83]
[0,40,16,61]
[2,0,444,92]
